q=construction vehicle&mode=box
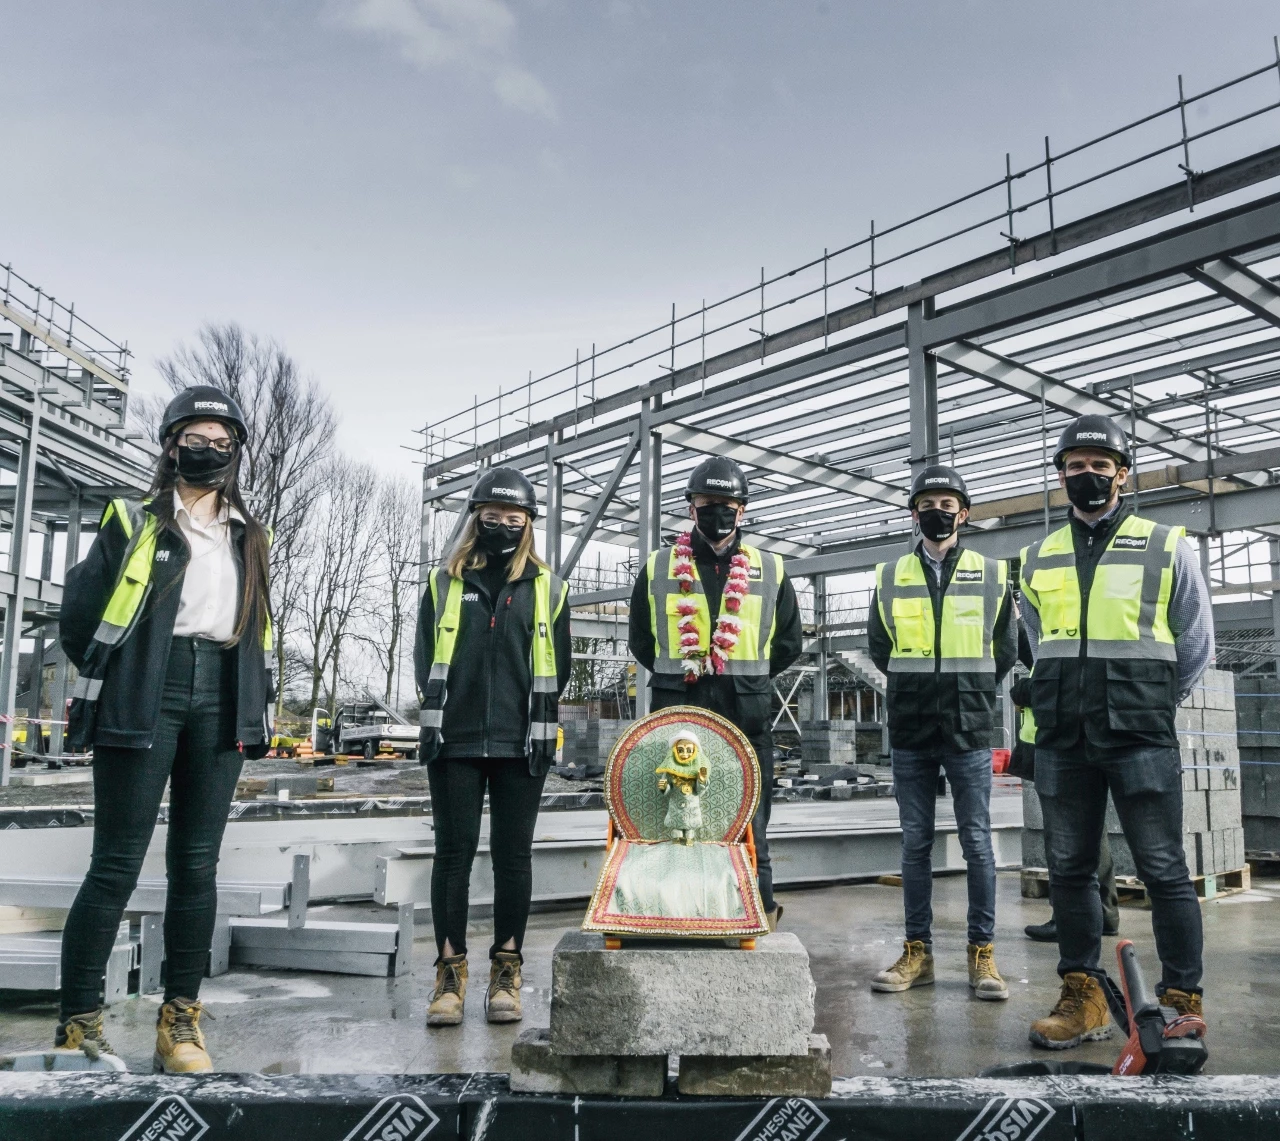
[331,694,419,760]
[1110,939,1208,1075]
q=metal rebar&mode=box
[759,267,766,361]
[1179,74,1195,212]
[1044,136,1056,254]
[1040,382,1050,535]
[823,249,829,350]
[700,300,707,396]
[869,221,876,315]
[1005,152,1016,273]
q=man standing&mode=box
[1021,415,1213,1050]
[868,466,1016,1001]
[628,457,803,930]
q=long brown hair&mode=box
[445,508,545,582]
[147,432,271,646]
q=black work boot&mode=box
[1024,920,1057,942]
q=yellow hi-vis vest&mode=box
[1018,704,1037,745]
[646,542,783,676]
[1019,515,1182,663]
[875,548,1006,673]
[420,565,567,760]
[70,498,274,708]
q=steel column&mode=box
[1,397,42,785]
[907,299,938,476]
[48,490,80,758]
[1271,538,1280,677]
[544,430,563,572]
[811,575,829,724]
[635,400,656,717]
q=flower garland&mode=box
[673,531,751,683]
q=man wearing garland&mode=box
[868,465,1017,1001]
[628,457,803,931]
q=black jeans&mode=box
[60,638,243,1017]
[1037,743,1202,993]
[427,756,547,960]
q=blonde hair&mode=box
[445,507,546,582]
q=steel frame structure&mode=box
[0,266,153,783]
[419,53,1280,710]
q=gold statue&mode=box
[655,730,709,844]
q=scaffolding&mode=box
[420,47,1280,709]
[0,264,154,782]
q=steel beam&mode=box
[544,429,563,571]
[662,423,909,509]
[557,432,640,579]
[1189,257,1280,330]
[1,398,40,785]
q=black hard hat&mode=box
[468,467,538,517]
[685,456,749,504]
[158,386,249,444]
[909,465,970,510]
[1053,414,1131,470]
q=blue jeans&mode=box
[891,747,996,945]
[1036,744,1202,993]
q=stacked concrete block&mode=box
[557,719,629,780]
[799,721,857,768]
[1237,676,1280,854]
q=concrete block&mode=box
[677,1034,832,1097]
[1021,828,1045,870]
[509,1028,666,1096]
[1207,789,1243,832]
[1185,834,1203,877]
[1175,707,1201,732]
[1022,783,1043,831]
[1202,708,1237,737]
[1182,791,1209,834]
[1245,814,1280,853]
[0,1050,127,1072]
[1182,766,1198,792]
[1104,795,1122,835]
[1111,834,1137,879]
[549,931,815,1058]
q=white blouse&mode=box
[171,489,241,642]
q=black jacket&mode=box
[1028,507,1179,751]
[414,558,573,773]
[869,540,1016,753]
[628,530,803,736]
[60,500,274,756]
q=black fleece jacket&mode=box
[414,556,573,772]
[628,529,803,735]
[60,500,274,756]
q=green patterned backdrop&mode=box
[612,717,752,841]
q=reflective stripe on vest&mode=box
[875,549,1005,675]
[645,542,782,676]
[419,566,567,758]
[1019,515,1181,663]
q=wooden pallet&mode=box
[1247,851,1280,877]
[1020,865,1251,906]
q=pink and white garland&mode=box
[673,531,751,683]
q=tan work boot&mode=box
[153,998,213,1073]
[55,1008,119,1064]
[1029,972,1112,1049]
[485,951,523,1024]
[766,905,784,933]
[427,954,468,1027]
[1160,988,1203,1018]
[967,942,1009,1001]
[871,940,934,992]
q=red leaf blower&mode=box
[1110,939,1208,1075]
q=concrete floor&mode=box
[2,870,1277,1077]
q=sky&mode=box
[3,1,1279,479]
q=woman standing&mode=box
[55,385,273,1072]
[415,468,571,1027]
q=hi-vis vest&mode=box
[420,566,567,761]
[646,542,783,676]
[875,549,1006,673]
[1019,515,1182,663]
[1018,704,1037,745]
[69,498,273,713]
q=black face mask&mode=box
[176,445,235,488]
[477,518,524,557]
[917,508,958,543]
[695,504,739,543]
[1064,471,1116,513]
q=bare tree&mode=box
[151,322,337,715]
[296,458,379,712]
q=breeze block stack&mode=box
[557,719,628,780]
[1237,675,1280,854]
[1021,668,1245,883]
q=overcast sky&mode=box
[3,1,1278,477]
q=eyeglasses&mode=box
[179,433,237,457]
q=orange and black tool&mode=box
[1111,939,1208,1075]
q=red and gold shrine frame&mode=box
[605,706,760,843]
[582,838,770,938]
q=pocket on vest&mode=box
[1029,658,1062,731]
[1104,659,1175,735]
[956,673,996,733]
